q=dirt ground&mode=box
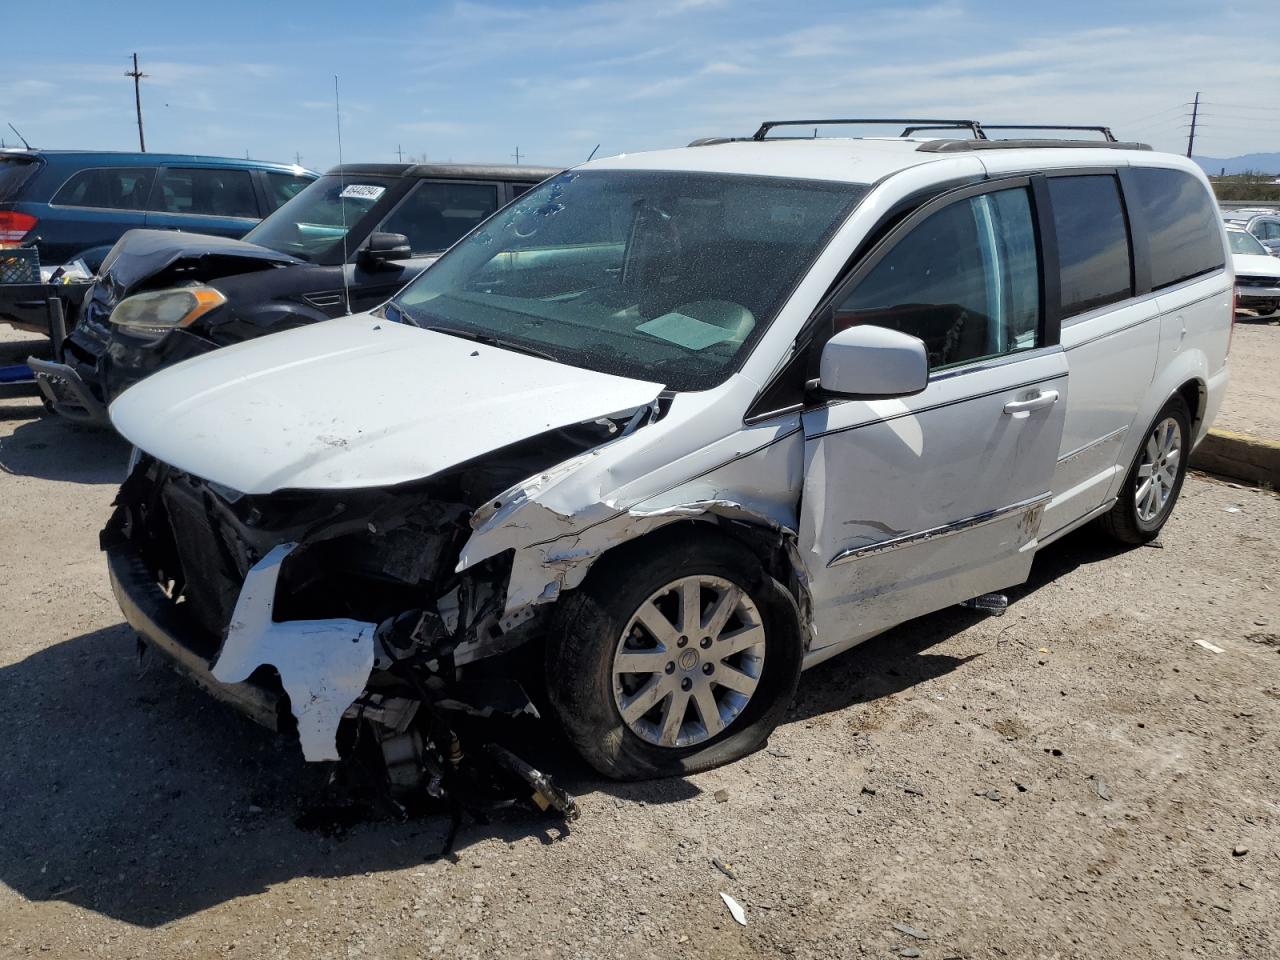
[1,326,1279,960]
[1215,319,1280,440]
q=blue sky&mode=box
[5,1,1279,171]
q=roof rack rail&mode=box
[917,138,1150,154]
[980,124,1117,142]
[752,119,987,141]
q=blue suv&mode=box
[0,149,316,273]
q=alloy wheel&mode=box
[1135,416,1181,523]
[611,575,767,749]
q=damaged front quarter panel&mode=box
[457,407,812,639]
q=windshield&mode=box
[243,175,392,262]
[392,170,866,391]
[1228,229,1267,256]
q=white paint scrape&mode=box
[212,542,376,761]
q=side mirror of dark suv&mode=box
[359,232,413,269]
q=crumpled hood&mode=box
[98,228,301,291]
[109,314,663,494]
[1232,252,1280,279]
[75,229,302,341]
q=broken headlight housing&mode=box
[110,286,226,341]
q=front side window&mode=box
[242,175,394,262]
[1048,175,1132,318]
[1130,168,1225,289]
[1257,220,1280,241]
[834,186,1041,370]
[51,167,155,210]
[154,168,258,218]
[377,181,500,255]
[393,170,867,391]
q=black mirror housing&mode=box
[360,232,412,268]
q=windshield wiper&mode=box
[415,322,559,363]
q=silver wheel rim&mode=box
[611,575,767,749]
[1135,416,1181,523]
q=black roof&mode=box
[326,162,562,181]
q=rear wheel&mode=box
[545,531,803,780]
[1100,396,1191,544]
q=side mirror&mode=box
[359,232,412,268]
[818,324,928,398]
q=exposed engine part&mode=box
[485,744,581,821]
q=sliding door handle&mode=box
[1003,389,1059,415]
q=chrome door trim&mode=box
[1056,425,1127,465]
[827,491,1052,568]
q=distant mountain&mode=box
[1193,153,1280,176]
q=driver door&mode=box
[799,178,1068,658]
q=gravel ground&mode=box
[1,326,1278,959]
[1215,319,1279,440]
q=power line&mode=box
[1113,103,1186,128]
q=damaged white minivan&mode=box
[104,120,1232,789]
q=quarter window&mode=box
[51,167,155,210]
[377,181,500,255]
[1048,175,1132,318]
[835,187,1041,370]
[1129,168,1225,289]
[153,168,259,219]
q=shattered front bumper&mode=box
[106,543,286,732]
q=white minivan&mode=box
[103,121,1232,786]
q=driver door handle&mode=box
[1003,389,1059,416]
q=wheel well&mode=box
[1176,379,1204,434]
[573,517,797,600]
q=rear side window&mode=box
[1048,175,1132,318]
[154,168,259,219]
[1129,168,1225,289]
[265,171,313,209]
[51,167,155,210]
[835,186,1041,369]
[377,181,500,255]
[0,158,39,201]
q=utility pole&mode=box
[1186,91,1200,159]
[396,144,403,162]
[295,151,303,165]
[512,146,522,164]
[125,53,147,152]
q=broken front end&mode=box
[101,435,609,817]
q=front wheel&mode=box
[545,532,803,780]
[1100,396,1191,544]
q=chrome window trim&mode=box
[827,491,1052,568]
[1060,272,1229,332]
[928,343,1063,382]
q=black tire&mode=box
[545,527,803,780]
[1100,395,1191,545]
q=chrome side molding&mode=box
[827,492,1052,568]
